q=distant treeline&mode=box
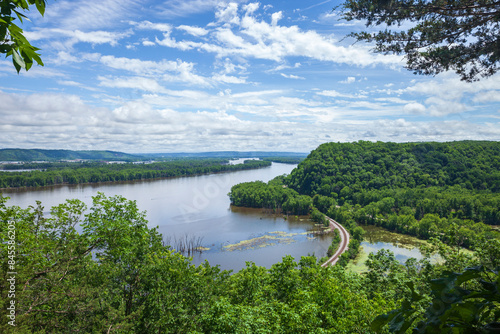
[1,162,97,170]
[0,159,271,188]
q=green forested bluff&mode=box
[1,141,499,333]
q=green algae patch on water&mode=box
[223,230,311,252]
[223,235,286,251]
[346,246,370,273]
[269,231,310,237]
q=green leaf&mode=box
[407,281,423,301]
[12,8,27,23]
[371,309,397,332]
[16,0,30,10]
[12,48,25,72]
[456,266,483,285]
[22,51,33,70]
[35,0,45,16]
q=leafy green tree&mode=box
[352,225,365,241]
[475,239,500,269]
[228,261,270,306]
[0,197,100,332]
[269,255,301,303]
[364,249,417,302]
[340,0,500,81]
[1,0,45,73]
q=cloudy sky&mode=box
[1,0,499,153]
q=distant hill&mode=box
[0,149,140,162]
[0,149,307,162]
[140,151,308,159]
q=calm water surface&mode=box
[1,162,333,272]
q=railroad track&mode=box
[321,217,350,267]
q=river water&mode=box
[1,162,333,272]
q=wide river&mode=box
[1,162,333,272]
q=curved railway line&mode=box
[321,217,350,267]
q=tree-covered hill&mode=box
[281,141,500,241]
[230,141,500,226]
[287,141,500,196]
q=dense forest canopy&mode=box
[232,141,500,223]
[285,141,500,232]
[288,141,500,195]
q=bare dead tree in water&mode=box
[163,236,172,248]
[164,234,204,255]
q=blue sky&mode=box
[1,0,499,153]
